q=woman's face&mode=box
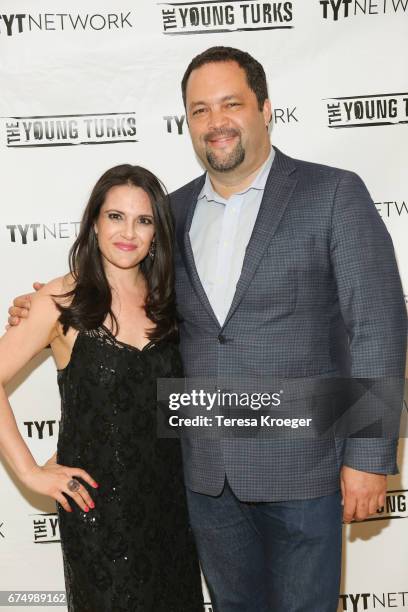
[94,184,155,272]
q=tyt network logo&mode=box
[324,92,408,128]
[159,1,294,35]
[375,199,408,218]
[0,12,132,36]
[23,420,59,440]
[163,107,299,134]
[5,222,80,245]
[339,591,408,610]
[2,113,137,148]
[320,0,408,20]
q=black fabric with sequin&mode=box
[56,326,204,612]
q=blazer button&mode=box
[218,334,227,344]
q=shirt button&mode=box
[218,334,227,344]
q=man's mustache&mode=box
[204,128,240,143]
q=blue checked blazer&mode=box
[170,147,407,501]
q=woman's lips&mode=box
[114,243,137,251]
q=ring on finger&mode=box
[67,478,80,493]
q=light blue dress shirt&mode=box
[189,147,275,325]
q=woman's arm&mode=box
[0,278,97,513]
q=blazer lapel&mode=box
[175,175,221,328]
[222,147,298,327]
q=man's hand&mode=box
[340,465,386,522]
[7,282,44,328]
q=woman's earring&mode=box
[148,239,156,260]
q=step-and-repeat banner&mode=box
[0,1,407,610]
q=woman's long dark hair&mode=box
[55,164,178,343]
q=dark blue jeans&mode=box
[186,481,342,612]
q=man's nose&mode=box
[208,107,228,130]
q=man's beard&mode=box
[204,128,245,172]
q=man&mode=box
[9,47,407,611]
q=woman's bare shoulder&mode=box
[36,274,75,302]
[30,274,76,315]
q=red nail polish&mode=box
[89,501,95,509]
[84,506,89,512]
[93,482,99,488]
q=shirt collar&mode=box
[198,146,275,205]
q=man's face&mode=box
[185,61,271,175]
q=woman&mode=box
[0,165,204,611]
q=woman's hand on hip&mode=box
[21,461,99,514]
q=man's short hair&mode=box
[181,46,269,112]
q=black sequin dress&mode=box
[56,326,204,612]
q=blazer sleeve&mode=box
[329,170,407,474]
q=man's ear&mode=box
[263,99,272,127]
